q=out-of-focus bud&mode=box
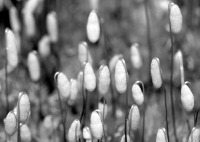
[188,127,200,142]
[88,0,99,11]
[23,0,41,14]
[5,28,18,69]
[68,119,81,142]
[130,43,142,69]
[38,35,51,58]
[169,3,182,34]
[98,65,110,96]
[54,72,70,98]
[132,81,144,106]
[156,128,168,142]
[151,57,162,89]
[4,111,17,136]
[20,124,31,142]
[174,50,184,85]
[69,79,78,103]
[98,97,108,120]
[83,126,92,141]
[23,12,36,38]
[90,110,103,139]
[84,62,96,91]
[120,134,131,142]
[115,59,127,93]
[77,71,83,93]
[46,11,58,43]
[86,10,100,43]
[109,54,123,72]
[9,6,21,33]
[181,83,194,112]
[128,105,140,131]
[78,42,93,65]
[27,51,41,82]
[18,92,30,123]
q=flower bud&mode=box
[115,59,127,93]
[181,83,194,112]
[46,11,58,43]
[9,6,21,33]
[188,127,200,142]
[83,126,92,140]
[69,79,78,102]
[78,42,93,65]
[128,105,140,131]
[109,54,123,72]
[120,134,131,142]
[130,43,142,69]
[90,110,103,139]
[20,124,31,142]
[18,92,30,122]
[5,28,18,69]
[174,50,184,85]
[86,10,100,43]
[156,128,168,142]
[98,65,110,96]
[98,97,108,120]
[27,51,40,82]
[169,3,182,34]
[38,35,51,58]
[23,12,36,37]
[77,71,83,93]
[84,62,96,91]
[132,81,144,106]
[4,111,17,136]
[54,72,70,98]
[23,0,41,14]
[151,57,162,89]
[68,119,81,142]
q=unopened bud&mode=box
[120,134,131,142]
[132,81,144,106]
[128,105,140,131]
[38,35,51,58]
[151,57,162,89]
[20,124,31,142]
[68,119,81,142]
[9,6,21,33]
[23,12,36,37]
[130,43,142,69]
[78,42,93,65]
[18,92,30,122]
[4,111,17,136]
[84,62,96,91]
[109,54,123,72]
[156,128,168,142]
[77,71,83,93]
[83,126,92,140]
[69,79,78,102]
[188,127,200,142]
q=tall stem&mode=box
[17,94,22,142]
[102,98,106,142]
[168,4,178,142]
[5,48,9,115]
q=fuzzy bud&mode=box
[69,79,78,102]
[98,65,110,96]
[128,105,140,131]
[20,124,31,142]
[156,128,168,142]
[68,119,81,142]
[109,54,123,72]
[5,28,18,69]
[181,83,194,112]
[83,126,92,140]
[169,3,182,34]
[46,11,58,43]
[23,12,36,38]
[78,42,93,65]
[27,51,40,82]
[54,72,70,98]
[132,82,144,106]
[90,110,103,139]
[9,6,21,33]
[38,35,51,58]
[115,59,127,93]
[188,127,200,142]
[151,57,162,89]
[120,134,131,142]
[84,62,96,91]
[130,43,142,69]
[4,111,17,136]
[86,10,100,43]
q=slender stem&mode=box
[110,76,116,118]
[142,103,146,142]
[168,3,178,142]
[144,0,152,83]
[17,94,22,142]
[102,98,106,142]
[186,119,191,134]
[5,48,9,115]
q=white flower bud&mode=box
[128,105,140,131]
[130,43,142,69]
[27,51,41,82]
[38,35,51,58]
[68,119,81,142]
[120,134,131,142]
[4,111,17,136]
[132,82,144,106]
[78,42,93,65]
[181,83,194,112]
[98,65,110,96]
[69,79,78,102]
[115,59,127,93]
[77,71,83,93]
[18,92,30,122]
[23,12,36,37]
[9,6,21,33]
[86,10,100,43]
[188,127,200,142]
[169,3,182,33]
[83,126,92,140]
[20,124,31,142]
[174,50,184,85]
[156,128,168,142]
[84,63,96,91]
[90,110,103,139]
[151,57,162,89]
[109,54,123,72]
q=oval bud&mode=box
[46,11,58,43]
[84,62,96,91]
[115,59,127,93]
[38,35,51,58]
[5,28,18,69]
[169,3,182,33]
[4,111,17,136]
[181,83,194,112]
[151,57,162,89]
[90,110,103,139]
[156,128,168,142]
[83,126,92,140]
[23,12,36,37]
[132,82,144,106]
[77,71,83,93]
[98,65,110,96]
[128,105,140,131]
[174,50,184,85]
[68,119,81,142]
[188,127,200,142]
[130,43,142,69]
[23,0,41,14]
[27,51,40,82]
[78,42,93,65]
[98,98,108,120]
[9,6,21,33]
[120,134,131,142]
[54,72,70,98]
[20,124,31,142]
[18,92,30,122]
[109,54,123,72]
[86,10,100,43]
[69,79,78,102]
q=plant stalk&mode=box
[17,94,22,142]
[5,48,9,115]
[102,98,106,142]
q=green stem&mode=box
[5,47,9,115]
[102,97,106,142]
